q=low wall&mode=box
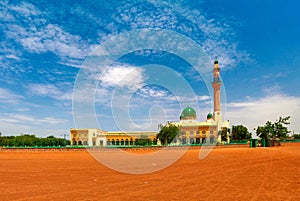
[0,144,249,152]
[0,148,86,152]
[1,141,299,152]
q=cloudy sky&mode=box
[1,0,299,136]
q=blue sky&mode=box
[1,0,299,136]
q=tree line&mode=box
[0,134,70,147]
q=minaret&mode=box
[212,59,223,129]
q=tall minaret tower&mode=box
[212,59,223,129]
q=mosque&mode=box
[70,60,230,146]
[169,59,230,144]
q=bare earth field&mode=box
[1,144,300,201]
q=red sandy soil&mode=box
[0,143,300,201]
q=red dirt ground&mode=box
[1,143,300,201]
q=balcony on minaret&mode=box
[213,77,221,83]
[213,60,221,83]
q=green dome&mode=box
[207,113,213,119]
[180,107,196,120]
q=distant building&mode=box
[70,60,230,146]
[70,128,157,146]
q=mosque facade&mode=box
[70,60,230,146]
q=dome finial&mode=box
[214,56,218,64]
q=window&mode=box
[83,141,88,145]
[73,134,77,137]
[107,139,111,145]
[93,133,95,137]
[93,141,96,146]
[210,130,214,135]
[196,131,200,135]
[202,130,206,134]
[190,131,194,135]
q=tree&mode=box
[221,127,230,142]
[134,134,151,146]
[274,116,290,139]
[157,123,179,145]
[293,134,300,139]
[135,138,151,146]
[231,125,251,141]
[256,116,291,146]
[0,134,70,147]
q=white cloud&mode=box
[0,113,69,136]
[141,0,252,68]
[28,83,72,101]
[8,1,41,17]
[198,95,210,101]
[0,88,23,104]
[136,86,169,98]
[2,0,251,70]
[227,94,300,133]
[7,24,92,60]
[99,66,145,90]
[2,2,95,67]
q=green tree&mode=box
[134,134,151,146]
[135,138,151,146]
[221,127,230,142]
[293,134,300,139]
[0,134,70,147]
[157,123,179,145]
[231,125,251,141]
[274,116,290,139]
[256,116,290,146]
